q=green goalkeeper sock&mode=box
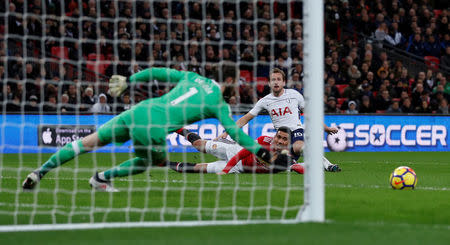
[39,140,86,176]
[101,157,148,180]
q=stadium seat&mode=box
[240,70,253,83]
[335,84,348,96]
[51,46,69,60]
[86,61,108,76]
[337,98,346,108]
[255,77,268,93]
[424,56,440,71]
[433,9,442,18]
[88,53,105,61]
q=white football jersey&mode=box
[249,89,305,130]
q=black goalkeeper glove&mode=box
[256,148,292,173]
[256,147,271,164]
[271,152,292,173]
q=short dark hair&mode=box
[277,126,292,137]
[270,68,286,82]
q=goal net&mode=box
[0,0,323,231]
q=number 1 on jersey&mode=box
[170,87,198,105]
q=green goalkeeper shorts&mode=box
[97,111,167,165]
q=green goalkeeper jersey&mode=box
[122,68,261,154]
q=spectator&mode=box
[325,96,340,113]
[324,56,333,73]
[59,94,75,113]
[441,46,450,68]
[411,83,425,107]
[406,34,425,57]
[390,81,405,99]
[430,91,447,111]
[425,69,435,90]
[345,101,358,114]
[347,65,361,81]
[1,84,14,101]
[341,56,354,76]
[415,100,432,113]
[342,79,360,101]
[375,90,391,111]
[81,87,95,111]
[359,95,375,113]
[6,94,21,112]
[221,75,239,103]
[436,98,449,114]
[25,95,39,112]
[356,12,374,37]
[435,76,450,95]
[90,93,111,113]
[328,63,344,84]
[115,93,133,113]
[374,22,388,44]
[365,71,379,91]
[359,82,374,101]
[66,84,79,105]
[239,83,255,104]
[424,35,442,57]
[292,80,303,95]
[384,23,405,48]
[43,95,57,112]
[324,84,334,99]
[401,97,415,113]
[325,77,340,98]
[386,100,402,113]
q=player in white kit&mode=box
[219,68,341,172]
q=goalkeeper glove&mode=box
[271,152,292,173]
[108,75,128,97]
[256,147,271,164]
[256,148,292,173]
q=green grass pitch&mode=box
[0,151,449,245]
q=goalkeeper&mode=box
[23,68,284,192]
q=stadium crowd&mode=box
[0,0,449,114]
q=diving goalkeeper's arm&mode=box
[108,68,186,97]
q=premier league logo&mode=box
[327,127,347,152]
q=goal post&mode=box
[0,0,325,231]
[297,0,325,222]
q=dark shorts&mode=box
[291,128,304,160]
[291,128,304,143]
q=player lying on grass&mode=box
[169,126,304,174]
[218,68,341,172]
[23,68,290,192]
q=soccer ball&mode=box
[389,166,417,190]
[327,127,347,152]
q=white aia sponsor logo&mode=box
[335,123,447,147]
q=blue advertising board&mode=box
[0,114,448,153]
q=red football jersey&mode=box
[222,136,273,174]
